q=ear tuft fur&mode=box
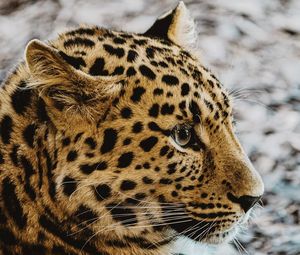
[144,1,197,50]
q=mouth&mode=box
[161,203,238,244]
[169,217,236,244]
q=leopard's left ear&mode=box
[144,1,196,49]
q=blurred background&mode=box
[0,0,299,254]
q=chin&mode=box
[172,229,239,255]
[202,227,239,244]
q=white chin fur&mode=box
[171,236,238,255]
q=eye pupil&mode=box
[177,129,189,140]
[172,124,192,146]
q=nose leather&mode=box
[227,192,261,213]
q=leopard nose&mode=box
[238,195,261,213]
[227,193,262,213]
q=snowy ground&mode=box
[1,0,300,254]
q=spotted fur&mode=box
[0,2,263,255]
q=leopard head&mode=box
[25,1,264,252]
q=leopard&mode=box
[0,2,264,255]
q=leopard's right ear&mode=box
[144,1,197,50]
[25,39,122,124]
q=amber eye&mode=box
[172,124,192,147]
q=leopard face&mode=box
[21,1,264,253]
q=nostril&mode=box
[238,195,261,213]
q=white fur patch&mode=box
[171,236,238,255]
[172,2,197,50]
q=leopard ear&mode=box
[144,1,196,49]
[25,39,121,124]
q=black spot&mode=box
[133,39,147,45]
[161,103,175,115]
[117,152,134,168]
[126,67,137,76]
[189,100,202,123]
[135,193,146,200]
[112,66,124,75]
[64,37,95,48]
[0,115,13,144]
[148,103,160,117]
[160,146,169,156]
[84,137,97,150]
[171,191,178,197]
[37,98,50,122]
[39,213,101,254]
[0,227,17,245]
[139,136,158,152]
[139,65,156,80]
[150,60,158,67]
[130,86,146,102]
[22,243,47,255]
[167,150,174,159]
[0,152,4,164]
[123,138,131,145]
[201,193,208,198]
[9,144,19,166]
[59,51,86,69]
[214,111,220,120]
[52,245,73,255]
[127,50,138,62]
[20,156,36,200]
[94,184,111,201]
[85,153,94,158]
[80,161,107,174]
[162,75,179,86]
[103,44,125,58]
[146,47,155,58]
[107,203,137,226]
[11,80,32,114]
[159,61,168,68]
[66,27,95,36]
[132,121,143,133]
[23,123,37,148]
[89,58,109,76]
[2,177,27,229]
[62,137,71,147]
[74,205,98,224]
[179,101,186,110]
[105,239,127,248]
[74,132,83,143]
[113,37,126,44]
[153,88,163,96]
[166,92,173,97]
[167,163,177,175]
[159,178,173,185]
[204,99,214,112]
[62,176,77,196]
[142,176,154,184]
[143,162,150,169]
[100,128,117,154]
[120,180,137,191]
[121,107,132,119]
[181,83,190,96]
[67,150,78,162]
